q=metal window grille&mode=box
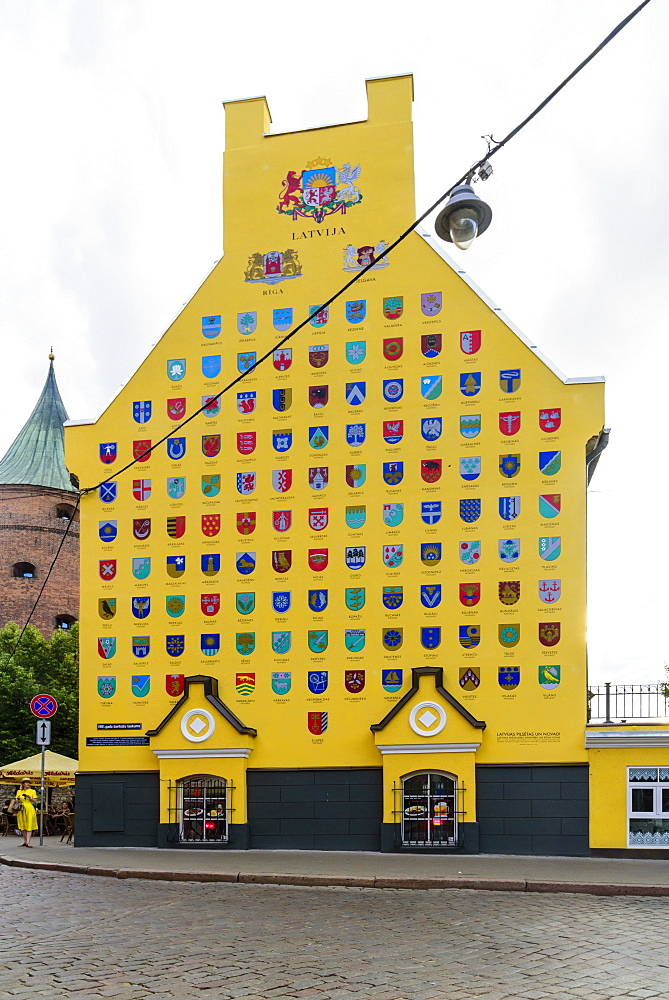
[588,684,669,724]
[393,773,465,848]
[167,777,233,844]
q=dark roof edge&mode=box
[145,674,257,737]
[370,666,486,732]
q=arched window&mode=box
[55,504,78,521]
[180,776,228,844]
[12,562,36,579]
[55,614,77,630]
[401,772,457,847]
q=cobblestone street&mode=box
[1,868,668,999]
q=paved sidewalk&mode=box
[3,836,669,896]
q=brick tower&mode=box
[0,353,79,635]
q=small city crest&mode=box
[98,676,116,698]
[345,587,365,611]
[271,591,290,614]
[98,598,116,620]
[237,592,256,615]
[345,629,365,653]
[277,158,362,222]
[272,672,292,695]
[539,665,561,689]
[308,711,328,735]
[244,249,302,285]
[382,669,403,693]
[343,241,390,273]
[382,586,403,610]
[459,667,480,691]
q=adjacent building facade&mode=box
[65,76,666,856]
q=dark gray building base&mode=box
[74,771,159,848]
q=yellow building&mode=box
[66,75,656,856]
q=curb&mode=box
[3,855,669,897]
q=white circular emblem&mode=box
[409,701,446,737]
[181,708,215,743]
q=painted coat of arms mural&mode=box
[277,157,362,223]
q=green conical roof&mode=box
[0,355,75,492]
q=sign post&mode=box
[30,695,57,847]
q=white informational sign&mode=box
[35,720,51,746]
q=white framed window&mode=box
[401,771,457,847]
[628,767,669,847]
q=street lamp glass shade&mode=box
[434,184,492,249]
[448,207,479,250]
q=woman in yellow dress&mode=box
[16,779,38,847]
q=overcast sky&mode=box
[0,0,666,685]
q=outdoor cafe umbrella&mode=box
[0,750,77,787]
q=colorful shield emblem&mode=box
[167,358,185,381]
[539,665,561,690]
[203,633,222,656]
[421,291,442,315]
[346,341,366,364]
[345,629,366,653]
[308,549,328,572]
[308,589,328,612]
[539,579,561,604]
[421,459,442,483]
[421,627,441,649]
[346,464,366,488]
[421,333,442,358]
[236,432,256,456]
[460,499,481,522]
[271,591,290,613]
[131,557,150,579]
[539,536,561,561]
[131,596,151,619]
[272,672,292,695]
[383,503,403,527]
[421,543,441,566]
[272,631,291,655]
[133,400,152,424]
[460,330,481,354]
[383,337,403,361]
[309,426,328,449]
[460,372,481,396]
[166,674,185,697]
[99,521,117,543]
[345,588,365,611]
[166,516,185,538]
[459,583,480,606]
[309,345,329,368]
[237,391,257,414]
[383,544,403,568]
[202,356,221,379]
[201,475,220,498]
[499,538,520,563]
[345,670,365,693]
[460,457,480,481]
[202,514,220,537]
[99,442,117,464]
[273,469,292,493]
[131,637,150,658]
[236,552,256,575]
[346,423,366,447]
[460,414,481,438]
[539,451,561,476]
[499,667,520,689]
[499,581,520,605]
[421,375,442,400]
[309,385,328,408]
[98,676,116,698]
[202,395,220,419]
[235,633,254,656]
[382,586,403,610]
[237,472,256,495]
[308,712,328,734]
[236,673,255,695]
[420,585,442,609]
[499,496,521,520]
[539,494,561,519]
[131,674,150,697]
[539,408,561,433]
[421,502,442,525]
[309,305,329,327]
[97,637,116,659]
[539,622,561,647]
[132,479,151,501]
[166,595,185,618]
[308,467,328,491]
[345,505,365,529]
[499,624,520,648]
[383,462,403,486]
[273,348,292,370]
[499,454,520,478]
[383,296,403,320]
[202,314,220,338]
[499,412,521,436]
[499,368,521,393]
[166,555,185,578]
[272,550,292,573]
[98,598,116,620]
[201,554,220,576]
[236,512,256,535]
[459,625,480,649]
[167,437,186,461]
[421,417,442,441]
[202,435,220,458]
[383,420,403,444]
[460,540,480,565]
[236,592,255,615]
[167,476,186,499]
[382,669,403,693]
[459,667,480,691]
[382,628,403,650]
[345,382,366,406]
[166,635,185,658]
[273,308,293,332]
[309,508,328,530]
[237,351,256,373]
[345,546,366,570]
[237,311,256,334]
[167,398,186,420]
[273,510,292,532]
[134,439,151,460]
[346,300,366,324]
[308,631,328,653]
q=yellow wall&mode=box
[589,735,669,849]
[65,75,605,782]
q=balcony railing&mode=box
[587,683,669,724]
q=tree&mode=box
[0,622,78,762]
